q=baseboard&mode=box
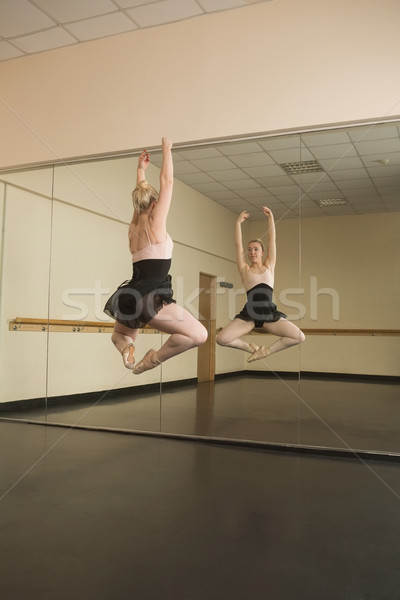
[0,370,398,413]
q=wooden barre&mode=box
[9,318,160,334]
[9,319,400,336]
[224,327,400,337]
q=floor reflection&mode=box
[1,375,399,454]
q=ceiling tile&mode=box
[206,190,242,201]
[65,13,137,41]
[243,165,284,178]
[0,40,24,60]
[362,152,400,168]
[216,141,264,155]
[331,168,370,181]
[236,188,273,198]
[126,0,202,28]
[173,162,200,175]
[319,157,364,171]
[192,182,228,193]
[301,131,351,147]
[230,152,275,168]
[190,157,237,171]
[355,138,400,155]
[177,147,223,160]
[0,0,54,37]
[211,168,250,181]
[12,27,77,53]
[198,0,247,12]
[33,0,117,23]
[367,165,400,178]
[176,172,215,185]
[346,123,399,142]
[311,144,357,160]
[206,191,242,201]
[336,179,375,190]
[258,136,300,151]
[270,148,314,163]
[114,0,157,8]
[223,179,261,190]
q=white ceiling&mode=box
[149,122,400,219]
[0,0,272,62]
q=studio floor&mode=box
[1,420,400,600]
[3,374,400,455]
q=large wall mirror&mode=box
[1,121,399,456]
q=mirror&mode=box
[0,166,54,422]
[1,121,398,457]
[41,133,302,441]
[297,122,400,453]
[45,158,163,431]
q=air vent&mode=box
[280,160,324,175]
[317,198,348,207]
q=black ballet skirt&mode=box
[104,259,175,329]
[235,283,286,328]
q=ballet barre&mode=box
[9,317,160,334]
[251,328,400,337]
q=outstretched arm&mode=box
[235,211,250,279]
[262,206,276,270]
[137,149,150,184]
[152,137,173,227]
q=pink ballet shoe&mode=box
[247,344,270,363]
[122,343,135,369]
[132,349,161,375]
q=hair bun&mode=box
[137,179,148,190]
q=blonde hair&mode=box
[248,238,265,252]
[132,180,159,215]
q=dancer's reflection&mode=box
[217,207,305,362]
[104,137,207,374]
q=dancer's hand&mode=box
[237,210,249,224]
[162,137,173,152]
[138,150,150,170]
[262,206,273,218]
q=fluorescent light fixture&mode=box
[280,160,324,175]
[317,198,348,207]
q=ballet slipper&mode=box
[132,349,161,375]
[247,345,270,363]
[122,343,135,369]
[248,343,260,355]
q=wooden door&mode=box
[197,272,216,382]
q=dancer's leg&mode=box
[216,318,256,352]
[111,322,139,368]
[248,318,305,362]
[133,303,208,373]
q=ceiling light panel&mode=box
[279,160,324,175]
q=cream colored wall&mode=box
[0,182,52,401]
[247,212,400,376]
[1,0,400,169]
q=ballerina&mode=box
[104,137,207,374]
[216,207,305,362]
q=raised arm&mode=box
[151,137,173,227]
[262,206,276,270]
[235,211,250,279]
[137,149,150,184]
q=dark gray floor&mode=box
[3,375,400,454]
[1,420,400,600]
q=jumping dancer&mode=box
[216,207,305,362]
[104,137,207,374]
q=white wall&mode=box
[1,0,400,169]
